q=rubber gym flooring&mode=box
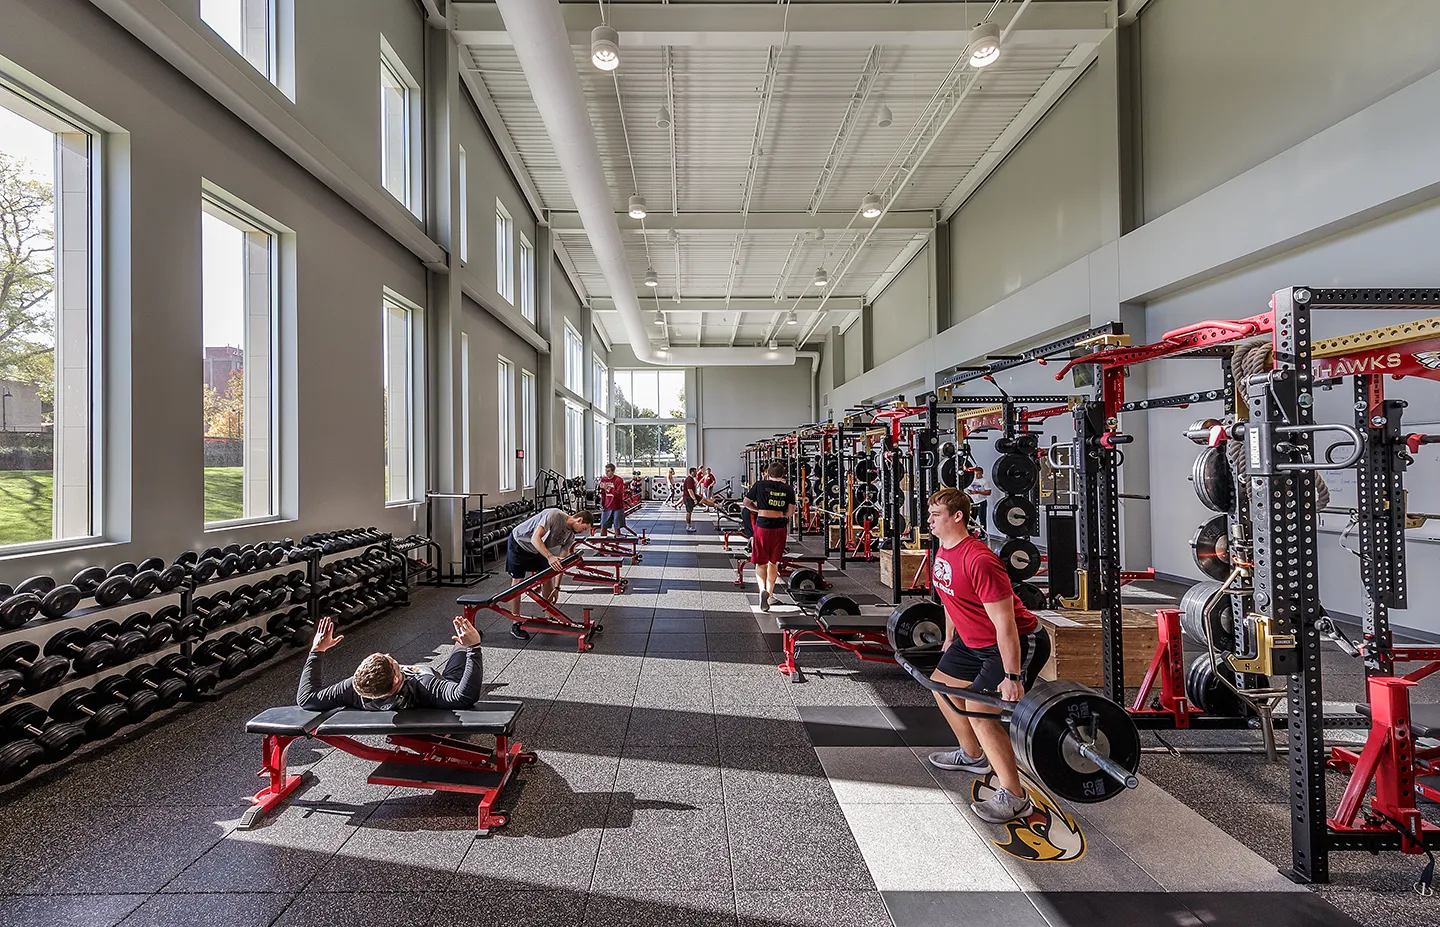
[0,503,1431,926]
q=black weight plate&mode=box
[0,668,22,704]
[1178,580,1236,651]
[107,562,137,579]
[138,557,166,573]
[15,575,55,597]
[993,495,1038,538]
[127,569,159,600]
[157,564,188,592]
[1185,653,1253,716]
[815,593,860,618]
[851,503,881,527]
[786,569,825,600]
[39,585,82,620]
[192,558,220,583]
[853,456,878,483]
[71,566,107,594]
[36,722,85,761]
[85,703,128,738]
[1190,446,1234,514]
[1190,514,1231,581]
[218,554,241,578]
[886,600,946,653]
[221,544,242,557]
[0,738,44,783]
[0,593,42,629]
[852,482,879,505]
[953,465,975,491]
[85,619,122,640]
[1013,581,1047,611]
[93,575,131,607]
[993,453,1039,494]
[74,640,117,674]
[26,656,68,692]
[238,550,258,572]
[999,538,1042,581]
[1009,679,1140,804]
[174,550,199,567]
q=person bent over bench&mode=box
[506,507,594,641]
[297,615,483,711]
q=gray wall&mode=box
[460,296,538,503]
[870,246,932,367]
[456,97,539,326]
[1140,0,1440,221]
[842,325,864,384]
[951,56,1116,323]
[696,364,812,489]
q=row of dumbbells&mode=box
[319,578,407,627]
[0,539,300,631]
[0,626,292,784]
[297,528,389,557]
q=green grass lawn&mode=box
[0,468,246,545]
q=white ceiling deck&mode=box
[458,1,1108,350]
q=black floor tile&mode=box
[882,891,1048,927]
[877,705,959,747]
[797,705,905,746]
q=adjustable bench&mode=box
[776,611,896,682]
[578,532,644,564]
[564,555,630,592]
[732,551,828,586]
[242,701,532,835]
[458,553,603,651]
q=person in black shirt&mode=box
[743,460,796,611]
[296,615,484,711]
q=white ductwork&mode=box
[493,0,796,368]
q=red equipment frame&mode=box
[245,729,534,835]
[777,620,896,681]
[1128,607,1195,728]
[459,554,603,651]
[732,551,829,586]
[579,533,644,563]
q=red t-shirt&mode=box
[599,474,626,511]
[931,535,1038,648]
[683,476,698,498]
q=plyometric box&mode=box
[1033,607,1158,687]
[879,549,930,592]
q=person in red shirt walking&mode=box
[923,487,1052,824]
[597,463,628,537]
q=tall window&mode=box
[380,39,418,213]
[383,294,416,503]
[593,417,609,475]
[592,354,608,414]
[521,370,536,488]
[460,332,470,493]
[498,357,515,492]
[0,85,97,548]
[201,0,274,82]
[457,145,468,263]
[564,401,584,478]
[612,369,687,476]
[202,193,280,525]
[563,322,584,394]
[518,235,535,323]
[495,201,513,303]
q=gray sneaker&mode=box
[927,749,991,774]
[971,787,1033,824]
[759,590,770,612]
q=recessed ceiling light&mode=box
[591,25,620,71]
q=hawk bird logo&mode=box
[1414,352,1440,370]
[971,772,1087,862]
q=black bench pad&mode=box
[246,706,336,736]
[578,556,627,566]
[818,614,889,632]
[1356,701,1440,740]
[315,702,523,736]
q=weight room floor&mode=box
[0,505,1424,927]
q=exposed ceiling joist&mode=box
[589,297,862,312]
[547,211,933,232]
[453,3,1112,49]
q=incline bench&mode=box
[242,702,531,835]
[458,553,605,651]
[776,607,895,683]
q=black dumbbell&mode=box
[94,675,161,723]
[49,688,130,739]
[94,565,134,607]
[267,607,315,646]
[0,590,42,630]
[124,664,188,708]
[236,627,284,662]
[150,654,219,698]
[119,608,180,651]
[44,628,117,676]
[140,557,189,594]
[0,736,45,784]
[85,619,148,662]
[0,703,86,763]
[192,594,234,631]
[192,638,251,679]
[13,575,84,621]
[0,642,70,694]
[0,666,20,704]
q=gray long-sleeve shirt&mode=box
[295,648,483,711]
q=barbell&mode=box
[885,603,1141,804]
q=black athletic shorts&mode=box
[506,536,550,579]
[936,627,1051,694]
[684,497,697,512]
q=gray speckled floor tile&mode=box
[428,890,586,926]
[592,799,731,891]
[716,705,812,749]
[275,891,441,927]
[0,894,146,927]
[615,745,723,803]
[721,748,836,804]
[583,889,737,927]
[726,800,873,890]
[119,892,295,927]
[736,891,892,927]
[623,708,719,747]
[307,810,474,892]
[449,796,608,892]
[26,806,235,894]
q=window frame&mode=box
[518,234,535,324]
[592,353,608,415]
[0,79,103,553]
[457,145,468,264]
[460,331,470,494]
[520,369,536,488]
[200,0,281,90]
[498,355,516,492]
[495,200,514,304]
[200,189,284,528]
[563,400,585,479]
[563,321,584,395]
[379,37,420,215]
[382,291,420,505]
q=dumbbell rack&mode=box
[0,530,408,789]
[467,498,537,571]
[424,492,485,587]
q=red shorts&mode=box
[751,525,787,565]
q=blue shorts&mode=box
[601,509,625,530]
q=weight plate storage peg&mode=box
[1190,514,1232,581]
[999,538,1042,581]
[787,569,826,600]
[886,600,946,656]
[993,495,1038,538]
[815,593,860,619]
[993,453,1039,494]
[1190,446,1234,513]
[1178,580,1237,652]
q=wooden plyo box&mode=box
[1033,608,1158,687]
[879,549,930,592]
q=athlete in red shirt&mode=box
[597,463,628,537]
[924,487,1052,824]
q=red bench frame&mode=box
[459,554,604,651]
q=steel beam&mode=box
[549,211,933,232]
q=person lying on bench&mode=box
[296,615,485,711]
[505,507,595,641]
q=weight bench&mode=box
[732,552,828,587]
[564,555,630,592]
[776,611,895,682]
[716,514,750,551]
[458,554,603,651]
[578,534,643,564]
[242,702,532,835]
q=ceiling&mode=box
[455,1,1110,350]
